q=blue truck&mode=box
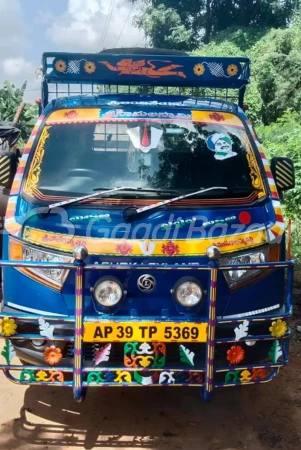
[0,49,295,401]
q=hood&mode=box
[20,203,273,257]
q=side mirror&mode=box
[271,157,295,192]
[0,151,18,189]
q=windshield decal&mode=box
[23,126,51,197]
[100,109,192,120]
[127,125,163,153]
[207,133,237,161]
[69,213,110,222]
[243,135,265,196]
[46,108,101,125]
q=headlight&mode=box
[93,277,124,307]
[173,277,204,308]
[9,238,72,290]
[221,248,268,288]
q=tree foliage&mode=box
[257,110,301,216]
[193,40,262,124]
[251,26,301,124]
[0,81,38,145]
[257,110,301,257]
[130,0,297,49]
[133,4,196,50]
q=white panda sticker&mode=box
[206,133,237,161]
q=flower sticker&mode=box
[227,64,239,77]
[226,345,245,365]
[55,60,67,73]
[64,110,79,119]
[207,133,237,161]
[84,61,96,74]
[193,63,205,76]
[209,112,225,122]
[116,241,133,256]
[0,317,17,337]
[44,346,63,366]
[269,319,287,338]
[162,241,180,256]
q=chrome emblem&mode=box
[137,274,156,292]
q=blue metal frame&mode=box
[41,52,250,109]
[0,258,293,402]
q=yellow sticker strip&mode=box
[46,108,101,124]
[23,226,267,256]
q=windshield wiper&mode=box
[123,186,228,222]
[41,186,181,216]
[44,186,136,214]
[93,187,181,195]
[123,186,261,222]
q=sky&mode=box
[0,0,145,102]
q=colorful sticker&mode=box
[100,109,191,120]
[1,340,16,364]
[100,58,186,79]
[43,346,63,365]
[124,342,166,369]
[39,318,55,340]
[95,344,111,366]
[0,317,17,337]
[179,345,195,367]
[225,368,268,385]
[269,319,287,338]
[22,226,267,256]
[127,125,163,153]
[20,369,64,383]
[207,133,237,161]
[234,320,249,341]
[268,341,283,363]
[139,240,156,256]
[226,345,245,365]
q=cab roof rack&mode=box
[41,51,250,109]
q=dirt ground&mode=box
[0,310,301,450]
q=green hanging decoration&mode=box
[1,339,15,364]
[225,370,241,384]
[124,342,139,356]
[268,340,283,364]
[20,370,36,382]
[87,371,105,384]
[179,345,195,367]
[153,352,166,368]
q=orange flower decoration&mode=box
[44,346,63,366]
[227,345,245,365]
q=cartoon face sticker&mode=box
[207,133,237,161]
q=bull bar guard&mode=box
[0,256,294,402]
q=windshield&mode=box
[23,109,265,201]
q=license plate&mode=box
[84,321,208,343]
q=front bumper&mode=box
[0,259,294,402]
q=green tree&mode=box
[130,1,296,49]
[257,110,301,257]
[0,81,38,145]
[133,4,196,50]
[251,25,301,124]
